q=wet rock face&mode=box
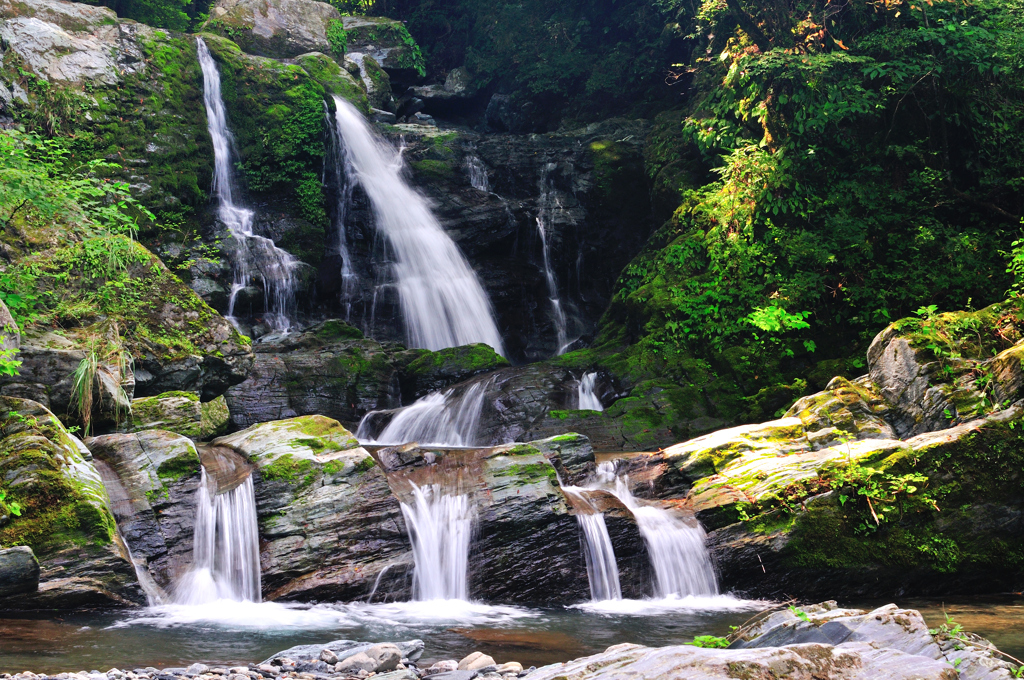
[213,416,412,602]
[86,430,203,595]
[0,398,143,609]
[225,323,511,431]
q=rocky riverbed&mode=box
[1,604,1019,680]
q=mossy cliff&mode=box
[0,397,142,608]
[615,299,1024,599]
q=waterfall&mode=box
[400,484,473,601]
[537,163,569,354]
[173,468,262,604]
[197,38,298,333]
[595,462,719,599]
[577,372,604,411]
[329,95,505,355]
[465,155,490,192]
[324,102,360,317]
[357,378,490,446]
[562,487,621,601]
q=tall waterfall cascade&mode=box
[174,468,262,604]
[577,372,604,411]
[536,163,569,354]
[197,39,298,333]
[596,462,719,598]
[329,95,505,355]
[562,487,622,601]
[400,484,473,601]
[357,378,491,447]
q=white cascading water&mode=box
[465,155,490,192]
[324,102,360,317]
[357,378,490,446]
[536,163,569,354]
[174,468,262,604]
[577,372,604,411]
[197,38,298,333]
[561,487,621,601]
[593,462,719,598]
[329,95,505,355]
[400,483,473,600]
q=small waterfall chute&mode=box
[465,155,490,192]
[174,467,262,604]
[357,378,491,447]
[536,163,571,355]
[329,95,505,355]
[562,487,622,602]
[197,38,298,333]
[577,372,604,411]
[400,483,473,601]
[594,462,719,598]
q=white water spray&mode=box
[577,372,603,411]
[174,468,262,604]
[357,378,490,446]
[594,462,718,598]
[197,38,298,333]
[400,484,473,601]
[329,95,504,354]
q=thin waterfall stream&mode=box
[197,38,298,333]
[561,486,622,602]
[329,95,505,354]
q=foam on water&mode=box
[571,594,766,616]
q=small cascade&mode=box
[174,467,262,604]
[329,95,505,355]
[537,163,569,354]
[592,462,719,598]
[399,483,473,601]
[324,103,360,317]
[577,372,604,411]
[197,38,298,333]
[357,378,490,447]
[465,155,490,192]
[561,487,621,601]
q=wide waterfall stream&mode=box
[329,96,504,354]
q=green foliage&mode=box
[686,635,730,648]
[0,349,21,378]
[0,488,22,519]
[788,605,811,622]
[326,19,348,58]
[83,0,210,30]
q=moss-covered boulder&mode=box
[200,395,230,440]
[125,392,202,439]
[400,342,510,400]
[0,397,142,607]
[0,236,253,424]
[295,52,368,113]
[204,0,342,59]
[342,16,425,81]
[85,429,202,595]
[212,415,409,601]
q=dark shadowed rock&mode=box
[0,546,39,597]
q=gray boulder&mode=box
[205,0,342,58]
[0,546,40,597]
[263,639,424,666]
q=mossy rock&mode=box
[399,342,510,399]
[202,0,342,59]
[296,52,369,114]
[127,391,202,439]
[200,395,231,440]
[341,16,426,80]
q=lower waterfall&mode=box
[577,372,604,411]
[562,486,622,601]
[357,378,490,446]
[400,484,473,601]
[174,468,262,604]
